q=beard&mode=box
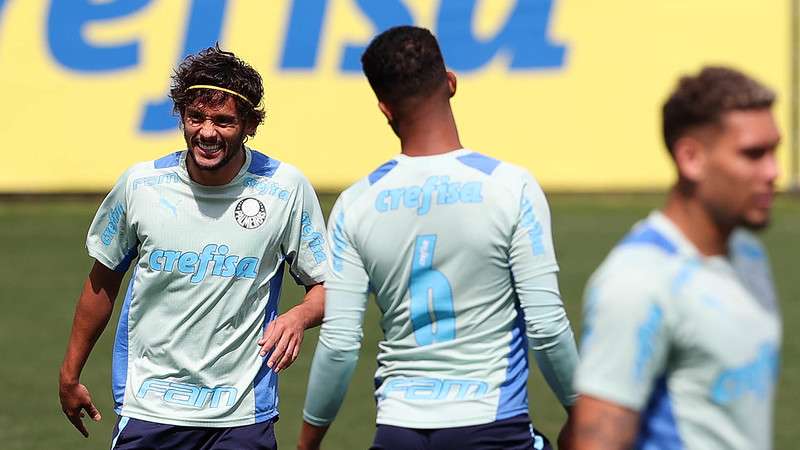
[188,143,241,171]
[185,131,246,172]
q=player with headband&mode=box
[59,45,328,450]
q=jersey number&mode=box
[409,235,455,346]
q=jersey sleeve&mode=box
[86,169,138,273]
[508,172,559,278]
[281,175,328,285]
[508,172,578,407]
[575,270,671,411]
[302,195,369,426]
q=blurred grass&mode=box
[0,193,797,449]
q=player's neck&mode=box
[398,105,462,157]
[663,186,732,257]
[186,146,247,186]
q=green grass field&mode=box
[1,194,797,449]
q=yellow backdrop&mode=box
[0,0,790,191]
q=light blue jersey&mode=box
[303,149,578,429]
[576,212,782,450]
[86,148,327,427]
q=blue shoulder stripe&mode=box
[456,152,501,175]
[248,150,281,177]
[368,160,398,185]
[619,226,678,255]
[154,151,181,169]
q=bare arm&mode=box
[59,260,125,437]
[570,395,640,450]
[297,421,329,450]
[257,282,325,373]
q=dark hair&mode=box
[361,26,448,107]
[662,66,775,152]
[169,45,266,128]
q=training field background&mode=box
[1,1,799,449]
[1,194,798,450]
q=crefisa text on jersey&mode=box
[374,175,483,215]
[147,244,260,283]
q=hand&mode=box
[257,308,307,373]
[59,381,102,437]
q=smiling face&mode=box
[679,109,781,231]
[182,96,254,176]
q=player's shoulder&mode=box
[246,148,308,185]
[115,150,185,188]
[458,150,543,192]
[590,215,692,301]
[335,169,377,212]
[730,228,770,263]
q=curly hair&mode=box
[169,45,266,128]
[662,66,775,152]
[361,26,448,107]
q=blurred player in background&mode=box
[571,67,782,449]
[297,26,579,450]
[58,46,328,449]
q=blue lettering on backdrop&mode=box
[339,0,414,71]
[282,0,565,72]
[0,1,8,26]
[280,0,330,69]
[40,0,566,132]
[437,0,565,71]
[139,0,230,132]
[48,0,151,71]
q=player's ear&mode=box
[244,118,258,137]
[446,71,457,98]
[378,101,394,123]
[672,135,707,182]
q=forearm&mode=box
[302,288,366,425]
[518,272,579,407]
[288,283,325,330]
[571,396,639,450]
[60,262,123,384]
[302,341,360,425]
[532,327,579,407]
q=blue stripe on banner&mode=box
[153,151,182,169]
[253,263,285,421]
[636,376,685,450]
[496,311,530,420]
[110,416,130,449]
[112,268,137,413]
[456,152,501,175]
[248,150,282,177]
[368,160,398,185]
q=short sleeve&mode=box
[326,196,370,295]
[575,270,671,411]
[281,175,328,285]
[509,172,559,281]
[86,169,138,273]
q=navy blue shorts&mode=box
[370,414,552,450]
[110,416,277,450]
